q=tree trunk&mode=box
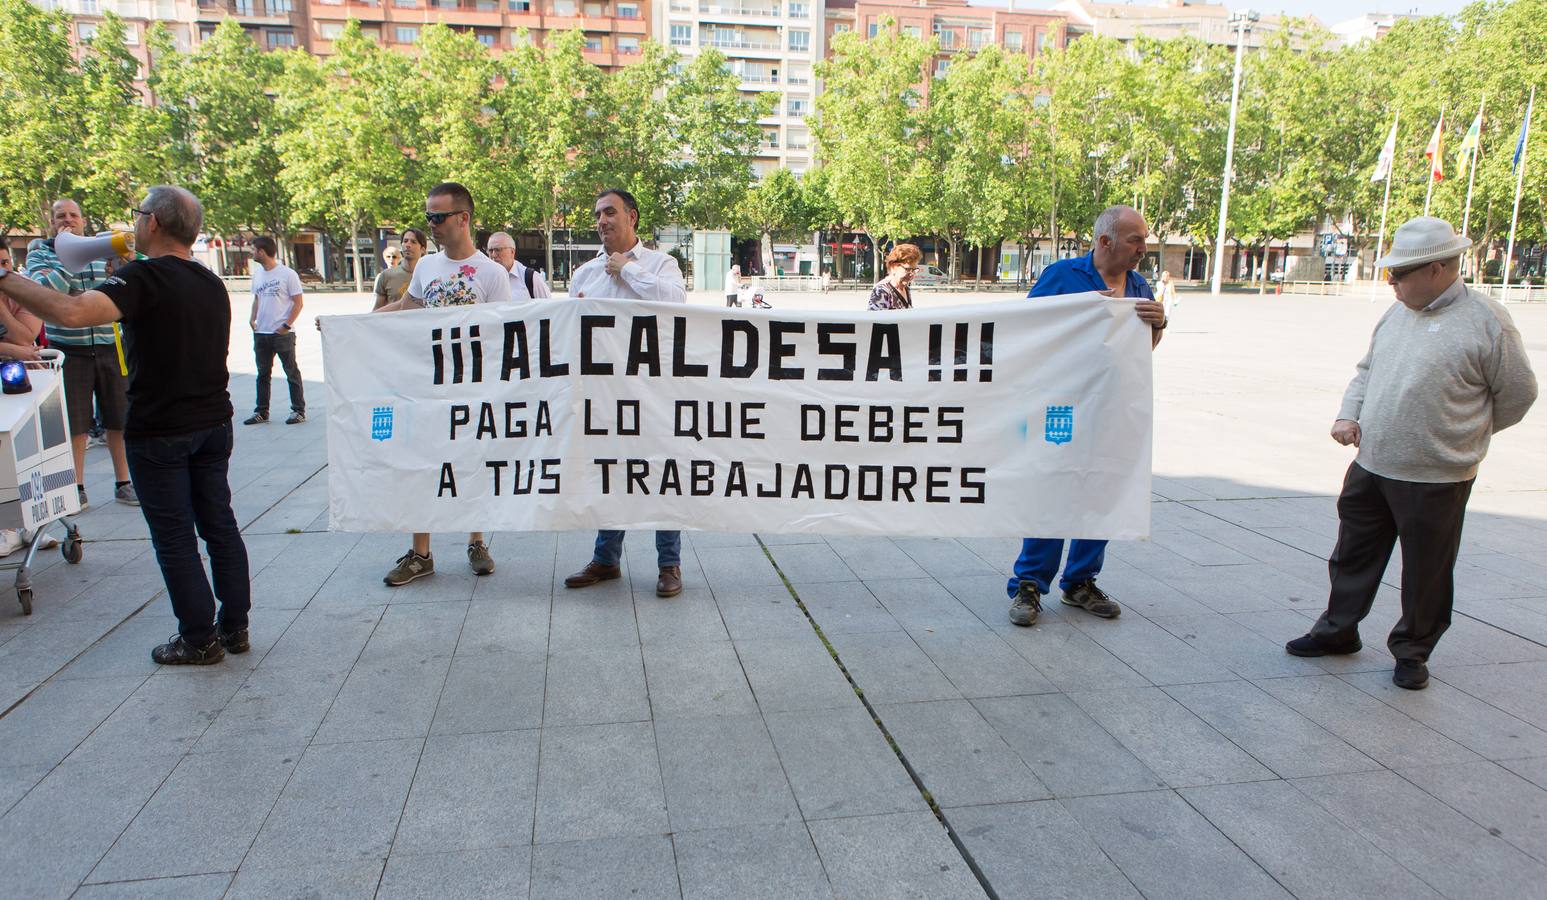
[350,219,365,293]
[544,218,555,284]
[760,229,775,275]
[946,236,959,283]
[975,244,983,284]
[871,233,883,284]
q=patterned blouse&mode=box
[867,280,912,311]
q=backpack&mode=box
[523,264,536,297]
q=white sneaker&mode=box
[23,529,59,550]
[0,530,24,557]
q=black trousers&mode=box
[126,421,251,646]
[254,332,304,415]
[1311,462,1473,664]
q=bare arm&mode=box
[283,293,304,330]
[0,273,120,328]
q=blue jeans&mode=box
[1006,538,1107,598]
[593,530,681,569]
[126,421,251,646]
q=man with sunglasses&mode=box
[375,182,510,586]
[1287,216,1536,690]
[0,186,250,666]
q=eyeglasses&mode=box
[425,209,468,225]
[1388,263,1430,281]
[131,207,151,219]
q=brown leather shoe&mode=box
[564,560,622,588]
[656,565,683,598]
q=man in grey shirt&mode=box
[1286,216,1537,689]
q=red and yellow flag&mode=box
[1425,113,1445,182]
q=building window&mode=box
[788,29,809,52]
[1036,29,1050,53]
[582,1,603,15]
[618,2,639,17]
[477,0,497,9]
[618,36,640,54]
[787,65,809,84]
[509,0,531,9]
[787,129,808,149]
[669,24,690,46]
[867,22,878,38]
[833,23,850,34]
[583,37,602,51]
[234,0,254,14]
[199,26,217,40]
[79,0,98,12]
[903,25,920,38]
[1004,29,1023,52]
[934,58,949,77]
[551,0,575,14]
[124,23,140,44]
[764,129,779,149]
[935,29,955,50]
[78,21,98,41]
[394,0,416,7]
[787,97,807,117]
[967,28,989,50]
[267,30,295,48]
[395,25,419,42]
[362,27,381,41]
[788,0,807,16]
[320,22,345,39]
[269,0,293,13]
[476,31,495,47]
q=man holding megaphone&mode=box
[1,186,250,666]
[25,199,138,510]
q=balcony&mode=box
[309,0,388,22]
[704,36,782,51]
[195,0,294,23]
[699,0,780,22]
[582,48,616,65]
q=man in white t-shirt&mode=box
[244,235,306,425]
[486,230,551,301]
[374,182,511,586]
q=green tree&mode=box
[0,0,82,233]
[670,48,775,231]
[814,19,935,278]
[730,166,808,274]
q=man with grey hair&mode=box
[1287,216,1536,690]
[1003,204,1168,628]
[26,198,136,509]
[0,185,250,666]
[486,230,550,301]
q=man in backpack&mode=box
[486,231,550,301]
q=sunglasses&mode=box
[1388,263,1431,281]
[425,209,468,225]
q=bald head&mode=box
[1092,204,1149,275]
[50,199,84,237]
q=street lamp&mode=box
[1210,9,1258,295]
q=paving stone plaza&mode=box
[0,289,1543,899]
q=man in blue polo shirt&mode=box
[1007,204,1168,627]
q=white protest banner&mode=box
[322,294,1152,539]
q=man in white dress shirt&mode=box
[487,231,551,301]
[563,188,690,597]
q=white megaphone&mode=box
[54,230,135,271]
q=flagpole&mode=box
[1424,103,1444,216]
[1373,112,1398,297]
[1503,85,1535,297]
[1462,95,1484,282]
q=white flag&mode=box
[1372,119,1398,182]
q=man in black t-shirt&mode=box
[0,185,249,665]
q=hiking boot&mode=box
[467,541,495,576]
[1062,579,1121,618]
[656,565,683,598]
[1393,659,1430,690]
[564,560,622,588]
[219,628,251,654]
[1285,633,1363,658]
[243,412,268,425]
[384,549,434,586]
[1008,581,1042,627]
[151,634,225,666]
[285,411,306,425]
[114,482,140,506]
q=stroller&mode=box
[740,281,773,309]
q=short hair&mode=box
[1094,205,1140,242]
[597,188,639,228]
[885,243,922,268]
[487,230,516,250]
[400,228,428,248]
[427,181,475,217]
[252,235,277,258]
[143,186,202,246]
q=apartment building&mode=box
[836,0,1066,75]
[657,0,821,176]
[1050,0,1322,49]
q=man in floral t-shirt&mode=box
[374,182,511,586]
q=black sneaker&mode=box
[151,634,225,666]
[1285,633,1363,657]
[1008,581,1042,627]
[285,411,306,425]
[243,412,269,425]
[1062,579,1121,618]
[1393,659,1429,690]
[219,628,251,654]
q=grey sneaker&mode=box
[1008,581,1042,627]
[285,411,306,425]
[243,412,268,425]
[114,482,140,506]
[1061,579,1121,618]
[467,541,494,576]
[385,549,434,586]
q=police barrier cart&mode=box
[0,349,84,614]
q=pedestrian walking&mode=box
[1286,216,1536,690]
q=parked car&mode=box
[911,264,949,286]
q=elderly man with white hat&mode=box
[1286,216,1537,690]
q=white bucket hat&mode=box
[1375,216,1472,270]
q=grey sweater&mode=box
[1339,279,1537,483]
